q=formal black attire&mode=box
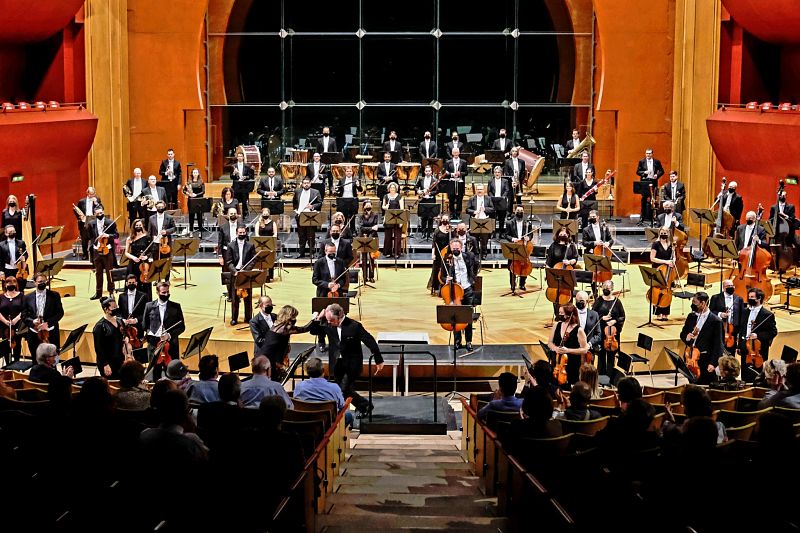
[709,290,744,353]
[0,292,23,364]
[142,298,185,380]
[230,161,255,216]
[148,212,176,261]
[579,308,602,355]
[505,216,533,290]
[443,157,468,218]
[734,223,768,251]
[186,180,206,233]
[376,160,398,200]
[28,364,62,384]
[220,198,239,217]
[382,194,403,257]
[312,255,348,298]
[158,158,182,209]
[575,178,597,228]
[651,241,674,315]
[292,187,322,258]
[118,289,149,342]
[572,161,596,184]
[126,235,153,295]
[466,195,494,258]
[93,317,125,379]
[0,238,27,283]
[552,323,582,386]
[415,174,439,238]
[316,135,338,154]
[680,311,724,385]
[335,176,361,228]
[656,212,684,231]
[319,237,354,267]
[141,186,167,229]
[87,216,119,297]
[382,139,403,164]
[503,157,525,208]
[565,137,581,155]
[448,250,479,347]
[492,137,514,153]
[225,238,256,323]
[636,157,665,223]
[419,139,438,159]
[23,288,64,357]
[358,212,379,282]
[307,160,329,198]
[74,196,102,259]
[445,140,464,159]
[581,222,614,297]
[488,174,511,235]
[592,296,625,377]
[309,316,382,413]
[257,174,284,207]
[661,181,686,213]
[125,177,147,226]
[546,241,578,268]
[737,306,777,380]
[430,228,451,292]
[559,193,578,220]
[722,190,744,229]
[769,201,798,246]
[249,311,276,356]
[1,208,23,237]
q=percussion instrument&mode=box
[521,150,546,189]
[289,148,309,164]
[362,162,380,192]
[397,162,421,194]
[332,163,360,180]
[236,145,262,175]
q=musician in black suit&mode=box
[125,168,147,227]
[224,226,256,325]
[491,128,514,155]
[636,148,665,226]
[23,272,64,357]
[158,148,182,209]
[382,130,402,163]
[488,165,511,236]
[415,165,439,239]
[93,297,126,379]
[309,303,383,414]
[575,291,602,355]
[312,243,349,351]
[316,126,338,154]
[257,166,284,204]
[722,180,744,230]
[74,187,103,259]
[738,287,778,380]
[249,295,276,357]
[572,151,595,184]
[419,131,438,159]
[769,188,797,244]
[679,292,724,385]
[660,171,686,213]
[0,225,27,284]
[292,177,323,258]
[148,200,176,264]
[118,274,149,341]
[565,129,582,155]
[217,207,246,266]
[656,201,684,231]
[466,185,494,259]
[581,210,614,298]
[86,205,119,300]
[142,175,167,229]
[306,152,328,198]
[443,238,479,351]
[444,148,469,219]
[734,211,768,251]
[709,279,744,353]
[376,151,398,200]
[335,165,362,223]
[503,147,526,209]
[445,132,464,159]
[142,282,185,380]
[231,150,256,217]
[504,205,533,292]
[319,224,354,266]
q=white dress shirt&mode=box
[453,255,471,289]
[326,257,337,278]
[127,290,137,315]
[746,306,762,336]
[5,238,16,269]
[493,177,503,197]
[236,239,245,270]
[132,178,143,197]
[298,189,312,213]
[590,223,601,243]
[578,309,587,329]
[695,309,711,332]
[36,290,46,316]
[723,293,734,324]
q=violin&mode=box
[731,204,773,301]
[327,277,340,298]
[93,214,123,256]
[552,323,572,386]
[745,335,764,370]
[36,314,49,343]
[159,234,171,255]
[682,325,701,379]
[154,320,183,367]
[723,306,736,350]
[592,221,613,283]
[603,324,619,352]
[14,256,29,282]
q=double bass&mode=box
[731,205,773,301]
[769,180,798,274]
[703,177,734,256]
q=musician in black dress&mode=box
[252,304,312,381]
[382,183,404,258]
[185,168,206,234]
[557,181,580,221]
[650,228,676,320]
[575,168,598,229]
[592,279,625,378]
[0,276,24,365]
[429,218,451,293]
[546,228,578,268]
[93,297,127,379]
[415,164,439,239]
[358,201,379,283]
[219,186,239,218]
[2,194,23,237]
[124,219,153,295]
[547,303,589,387]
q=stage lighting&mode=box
[47,101,60,108]
[745,101,758,109]
[33,101,46,109]
[17,102,29,110]
[1,102,13,112]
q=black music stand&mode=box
[299,211,325,268]
[384,208,409,270]
[181,326,213,360]
[311,297,350,315]
[35,258,65,290]
[500,242,530,297]
[544,267,577,325]
[227,351,250,374]
[60,323,88,360]
[484,149,505,164]
[437,304,473,400]
[644,227,660,243]
[188,197,211,238]
[689,207,716,268]
[638,265,668,329]
[235,270,269,329]
[252,236,285,278]
[320,152,343,165]
[705,237,737,294]
[38,225,64,260]
[353,237,378,289]
[664,347,698,386]
[262,199,284,216]
[469,217,494,237]
[552,219,577,238]
[633,181,657,226]
[416,202,441,242]
[583,254,612,284]
[146,258,172,284]
[172,237,199,289]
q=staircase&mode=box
[317,433,507,532]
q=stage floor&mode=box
[49,263,800,375]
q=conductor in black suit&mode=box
[679,292,724,385]
[310,303,383,414]
[249,295,276,357]
[231,150,255,217]
[158,148,182,209]
[292,177,323,258]
[86,205,119,300]
[142,281,185,380]
[419,131,438,159]
[636,148,665,226]
[444,148,469,219]
[316,126,338,154]
[225,226,256,325]
[491,128,514,155]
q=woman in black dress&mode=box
[592,279,626,378]
[261,305,312,381]
[2,195,23,236]
[358,201,380,283]
[650,228,675,320]
[255,208,277,280]
[382,182,404,258]
[546,228,578,268]
[0,276,24,365]
[219,186,239,220]
[557,181,580,220]
[92,297,127,379]
[124,219,153,294]
[185,168,206,234]
[429,217,452,294]
[547,303,589,387]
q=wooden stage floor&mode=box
[52,264,800,373]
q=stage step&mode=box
[319,434,504,532]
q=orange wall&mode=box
[593,0,676,216]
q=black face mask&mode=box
[230,215,238,221]
[452,249,461,256]
[8,202,15,207]
[327,253,336,259]
[452,137,458,142]
[365,208,371,213]
[96,214,104,220]
[660,235,668,241]
[779,197,786,203]
[556,315,566,322]
[264,305,273,314]
[746,220,754,226]
[575,301,586,310]
[111,308,121,317]
[135,226,143,233]
[158,294,169,302]
[665,208,673,214]
[323,133,329,137]
[691,303,700,313]
[728,188,735,194]
[602,289,611,296]
[588,217,597,224]
[331,233,340,239]
[559,236,568,242]
[290,319,297,325]
[424,135,430,140]
[157,207,165,213]
[6,234,14,240]
[127,284,137,291]
[748,298,758,307]
[6,285,16,292]
[237,235,246,241]
[515,213,524,219]
[37,282,47,291]
[499,133,506,138]
[457,230,466,236]
[725,286,735,295]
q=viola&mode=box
[159,235,171,255]
[36,314,49,343]
[603,324,619,352]
[15,257,29,282]
[139,261,150,284]
[327,278,340,298]
[723,307,736,349]
[552,323,572,386]
[745,337,764,370]
[155,338,172,366]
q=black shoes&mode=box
[90,294,101,300]
[230,319,238,326]
[466,343,474,352]
[454,342,464,351]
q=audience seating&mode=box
[710,397,737,411]
[588,393,617,407]
[726,422,756,441]
[717,407,772,428]
[735,396,763,412]
[707,387,753,401]
[486,409,522,431]
[774,406,800,422]
[558,415,609,436]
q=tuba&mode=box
[566,133,596,159]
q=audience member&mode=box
[754,359,787,401]
[710,355,746,390]
[664,384,727,444]
[759,362,800,409]
[239,355,293,408]
[139,389,208,463]
[616,376,642,412]
[187,355,220,403]
[579,363,603,400]
[478,372,522,421]
[595,398,658,458]
[115,360,151,410]
[502,387,562,452]
[198,373,260,455]
[28,343,73,384]
[557,381,601,421]
[165,359,192,391]
[294,356,351,426]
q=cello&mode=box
[646,229,678,311]
[509,227,537,279]
[435,244,468,332]
[731,205,773,301]
[591,220,613,284]
[546,238,576,306]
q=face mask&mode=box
[6,234,14,240]
[746,220,754,225]
[728,188,735,193]
[452,249,461,256]
[424,135,430,140]
[516,213,524,219]
[127,283,137,291]
[331,233,340,239]
[725,287,735,295]
[665,208,673,214]
[158,294,169,302]
[660,235,668,240]
[691,303,700,313]
[96,214,105,220]
[290,319,297,325]
[559,236,568,242]
[365,208,371,212]
[748,298,758,307]
[237,235,246,241]
[157,207,165,213]
[111,308,121,317]
[457,230,466,236]
[327,253,336,259]
[135,226,143,233]
[556,315,566,322]
[500,133,506,138]
[6,285,16,292]
[230,215,238,221]
[8,202,15,207]
[37,282,47,291]
[780,196,786,203]
[261,215,269,219]
[575,301,586,310]
[323,133,329,137]
[264,305,273,314]
[452,137,458,142]
[602,289,611,296]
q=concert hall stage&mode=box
[48,263,800,381]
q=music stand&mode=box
[484,149,505,164]
[689,207,716,267]
[637,266,667,329]
[181,326,213,360]
[60,323,88,359]
[469,218,494,237]
[644,227,660,243]
[544,267,577,324]
[234,270,269,329]
[172,237,199,289]
[416,202,441,242]
[320,152,343,165]
[262,199,284,218]
[336,197,358,219]
[353,237,378,289]
[38,226,64,260]
[500,242,531,297]
[664,347,698,386]
[35,258,64,290]
[311,297,350,315]
[146,258,172,284]
[299,211,324,267]
[436,304,473,400]
[385,209,409,270]
[552,219,577,237]
[705,237,737,294]
[583,254,612,284]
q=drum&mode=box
[236,145,262,174]
[397,162,421,182]
[280,162,302,180]
[523,151,546,189]
[362,162,380,193]
[289,148,309,164]
[332,163,360,180]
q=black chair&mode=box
[622,333,654,386]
